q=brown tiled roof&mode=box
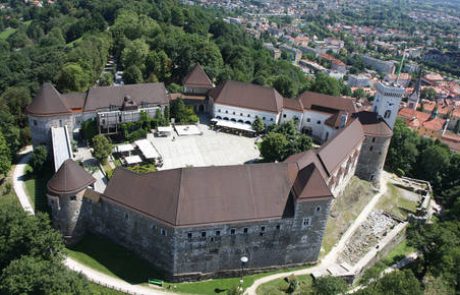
[352,111,392,137]
[26,83,72,116]
[183,64,214,88]
[297,91,357,113]
[317,119,364,175]
[283,98,304,111]
[84,83,169,112]
[47,159,96,196]
[103,161,332,227]
[291,163,332,200]
[61,92,86,110]
[324,111,351,128]
[209,81,284,113]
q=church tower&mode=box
[408,77,421,110]
[372,81,405,129]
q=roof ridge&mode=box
[175,168,185,226]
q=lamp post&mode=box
[239,256,248,291]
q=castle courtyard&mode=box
[148,123,261,170]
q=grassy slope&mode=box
[256,274,313,295]
[23,164,54,212]
[321,177,375,255]
[0,21,32,41]
[376,183,418,220]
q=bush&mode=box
[91,135,112,164]
[126,128,147,142]
[30,145,48,172]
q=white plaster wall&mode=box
[280,109,303,128]
[213,103,280,126]
[299,110,332,139]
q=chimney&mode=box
[340,112,348,128]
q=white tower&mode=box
[408,78,421,110]
[372,81,405,129]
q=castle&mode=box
[27,64,402,281]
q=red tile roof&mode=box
[182,64,214,89]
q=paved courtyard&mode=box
[147,123,260,170]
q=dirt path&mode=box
[12,148,170,295]
[245,173,390,295]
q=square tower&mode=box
[372,82,405,129]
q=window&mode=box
[317,120,321,124]
[70,196,77,201]
[270,118,274,121]
[316,206,321,212]
[240,113,243,116]
[306,118,311,122]
[369,146,373,152]
[283,114,287,118]
[384,110,391,119]
[261,226,265,232]
[276,224,281,230]
[263,117,266,120]
[201,232,207,238]
[125,213,128,220]
[225,110,228,114]
[218,109,221,113]
[247,114,251,117]
[302,218,311,227]
[372,137,376,143]
[161,229,167,236]
[230,228,236,235]
[215,230,221,236]
[33,120,37,126]
[233,112,236,115]
[243,228,248,234]
[187,232,192,239]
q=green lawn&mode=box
[88,282,125,295]
[376,184,418,220]
[23,164,54,212]
[65,234,163,285]
[256,274,313,295]
[358,240,415,284]
[321,177,375,255]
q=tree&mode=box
[273,76,297,98]
[30,145,48,173]
[352,88,367,100]
[312,276,348,295]
[123,65,143,84]
[121,39,149,69]
[355,270,423,295]
[91,135,112,164]
[169,98,198,124]
[260,132,289,162]
[252,117,265,134]
[416,144,450,184]
[0,256,90,295]
[99,72,113,86]
[0,204,64,270]
[385,119,419,175]
[56,63,90,93]
[311,72,342,96]
[0,131,11,177]
[145,50,172,82]
[1,86,31,123]
[421,87,437,101]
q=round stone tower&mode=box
[353,112,393,187]
[47,159,96,245]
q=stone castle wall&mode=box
[71,193,331,281]
[355,135,391,185]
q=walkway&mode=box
[51,126,73,171]
[245,173,390,295]
[12,147,170,295]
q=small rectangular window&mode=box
[201,231,207,238]
[240,113,243,116]
[263,117,266,120]
[270,118,274,121]
[230,228,236,235]
[283,114,287,118]
[243,228,248,234]
[33,120,37,126]
[372,137,376,143]
[70,196,77,201]
[187,232,192,239]
[215,230,221,236]
[307,118,311,122]
[316,206,321,212]
[261,226,265,232]
[276,224,281,230]
[161,229,167,236]
[369,146,373,151]
[247,114,251,117]
[317,120,321,124]
[302,218,311,227]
